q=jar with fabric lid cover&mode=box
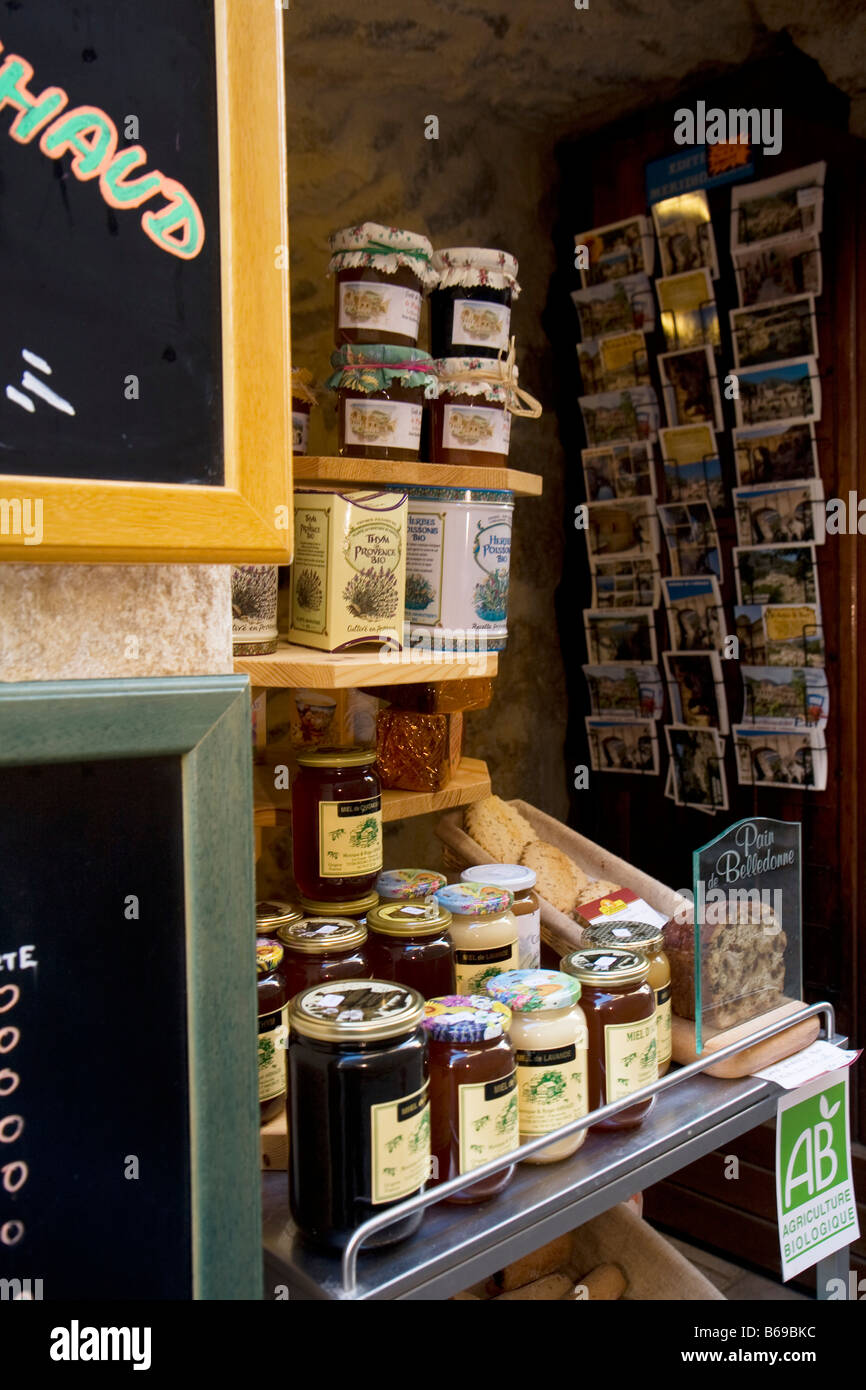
[329,222,435,347]
[291,366,318,456]
[430,247,520,359]
[366,898,454,999]
[327,344,438,461]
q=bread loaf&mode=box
[465,796,537,864]
[492,1273,574,1301]
[486,1233,573,1294]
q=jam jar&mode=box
[422,995,517,1202]
[561,948,657,1130]
[298,890,379,926]
[375,868,447,903]
[328,221,434,348]
[486,970,588,1163]
[326,345,438,461]
[366,899,455,999]
[430,357,513,466]
[257,940,289,1123]
[292,748,382,903]
[275,917,371,999]
[288,980,430,1249]
[583,921,672,1076]
[430,247,520,360]
[291,366,317,456]
[460,863,541,969]
[434,882,519,996]
[256,899,304,940]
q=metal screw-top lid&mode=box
[276,917,367,954]
[290,980,425,1043]
[295,746,377,769]
[560,947,650,988]
[367,900,452,938]
[256,899,304,936]
[584,921,665,954]
[299,890,379,918]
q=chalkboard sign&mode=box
[0,677,260,1299]
[0,2,292,562]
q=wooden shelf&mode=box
[236,641,498,689]
[253,756,490,829]
[294,454,543,497]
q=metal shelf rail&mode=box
[263,1002,851,1300]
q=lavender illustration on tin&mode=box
[343,565,399,619]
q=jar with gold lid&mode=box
[434,882,519,996]
[561,947,657,1130]
[256,899,304,939]
[257,939,289,1123]
[583,921,671,1076]
[298,889,379,924]
[366,899,454,999]
[292,747,382,903]
[276,916,372,999]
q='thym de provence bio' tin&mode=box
[404,487,514,652]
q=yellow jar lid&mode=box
[256,939,284,975]
[561,947,650,988]
[276,918,367,954]
[300,890,379,917]
[296,746,376,769]
[290,980,425,1043]
[367,900,452,938]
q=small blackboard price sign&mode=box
[0,1,292,563]
[0,677,260,1299]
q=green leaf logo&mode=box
[819,1095,841,1120]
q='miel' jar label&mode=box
[451,298,511,352]
[339,280,422,337]
[458,1071,518,1174]
[441,403,511,456]
[318,795,383,878]
[655,983,672,1069]
[453,941,518,995]
[603,1017,657,1103]
[514,1044,587,1136]
[258,1004,289,1103]
[370,1083,430,1204]
[344,398,422,451]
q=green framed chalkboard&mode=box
[0,676,260,1300]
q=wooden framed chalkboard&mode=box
[0,1,292,562]
[0,676,261,1299]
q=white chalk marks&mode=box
[5,348,75,417]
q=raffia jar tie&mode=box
[437,338,542,418]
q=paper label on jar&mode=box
[451,298,511,351]
[458,1070,518,1174]
[516,908,541,970]
[318,795,382,878]
[514,1043,588,1136]
[338,279,422,337]
[343,397,422,450]
[655,983,672,1068]
[603,1016,658,1103]
[292,410,309,455]
[258,1004,289,1103]
[370,1083,430,1205]
[453,940,518,995]
[441,403,511,455]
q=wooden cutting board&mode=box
[671,999,820,1078]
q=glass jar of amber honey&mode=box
[422,995,517,1203]
[292,748,382,904]
[275,917,371,999]
[561,948,657,1130]
[328,222,434,348]
[366,899,454,999]
[583,921,672,1076]
[257,939,289,1123]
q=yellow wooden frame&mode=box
[0,1,292,563]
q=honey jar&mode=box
[561,948,657,1130]
[328,222,434,348]
[255,899,304,939]
[434,882,519,995]
[275,917,371,999]
[366,899,455,999]
[299,890,379,926]
[583,921,672,1075]
[375,868,447,903]
[257,939,289,1123]
[460,863,540,969]
[291,748,382,903]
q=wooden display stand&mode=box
[671,1000,820,1078]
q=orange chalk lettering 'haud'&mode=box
[0,39,205,260]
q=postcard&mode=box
[734,605,768,663]
[578,386,660,445]
[591,556,660,609]
[652,190,719,279]
[584,608,658,664]
[733,725,828,791]
[578,331,651,393]
[659,424,724,511]
[730,295,818,369]
[733,479,825,546]
[586,717,660,774]
[733,234,822,306]
[663,761,676,801]
[665,723,729,812]
[740,666,829,729]
[575,215,655,288]
[656,269,720,351]
[581,440,656,501]
[662,575,726,651]
[585,497,659,562]
[663,650,729,733]
[571,273,656,339]
[659,346,723,430]
[733,420,819,486]
[583,664,664,720]
[733,356,821,428]
[730,162,826,250]
[734,542,819,607]
[762,604,825,667]
[658,501,723,581]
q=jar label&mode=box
[450,298,511,351]
[338,279,422,337]
[453,941,518,995]
[370,1083,430,1205]
[318,796,383,878]
[344,398,422,450]
[514,1042,588,1136]
[603,1016,657,1104]
[258,1004,289,1103]
[517,908,541,970]
[292,410,309,455]
[655,983,672,1068]
[458,1070,518,1174]
[441,403,511,456]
